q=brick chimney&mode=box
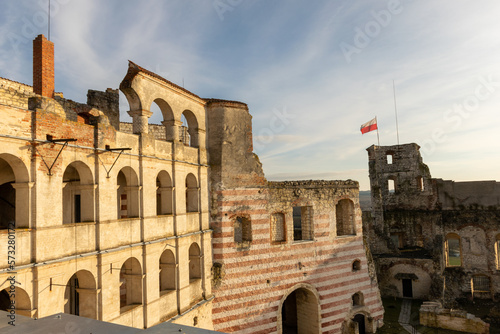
[33,34,54,98]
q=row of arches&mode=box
[123,83,201,147]
[0,153,201,228]
[0,243,203,318]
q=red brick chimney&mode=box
[33,34,54,98]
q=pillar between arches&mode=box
[128,109,153,134]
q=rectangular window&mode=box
[446,238,461,266]
[388,179,395,193]
[74,194,81,223]
[271,213,286,243]
[387,154,393,164]
[390,233,402,248]
[293,206,313,241]
[472,276,490,293]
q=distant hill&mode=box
[359,191,371,211]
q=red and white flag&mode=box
[360,118,377,134]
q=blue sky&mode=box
[1,0,499,190]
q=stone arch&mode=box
[0,153,30,228]
[121,86,142,113]
[0,286,31,317]
[64,269,97,319]
[153,98,174,122]
[185,173,199,213]
[156,170,173,215]
[343,306,376,334]
[189,243,201,280]
[336,199,355,236]
[120,257,143,312]
[180,110,199,147]
[117,166,140,219]
[160,249,176,292]
[278,283,320,334]
[62,161,94,224]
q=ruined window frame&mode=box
[445,233,462,267]
[270,212,286,244]
[234,216,252,249]
[336,199,356,237]
[292,206,313,242]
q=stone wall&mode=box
[420,301,489,334]
[365,143,500,308]
[207,102,384,333]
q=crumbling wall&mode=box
[365,143,500,308]
[420,301,490,334]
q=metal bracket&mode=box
[96,145,132,178]
[32,135,77,176]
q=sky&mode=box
[1,0,499,190]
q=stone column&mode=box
[128,109,153,134]
[162,120,183,142]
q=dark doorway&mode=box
[353,314,366,334]
[282,290,298,334]
[0,289,11,311]
[402,279,413,298]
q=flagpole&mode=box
[393,80,400,145]
[376,116,380,146]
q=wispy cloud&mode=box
[1,0,499,190]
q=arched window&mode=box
[152,98,174,141]
[64,270,97,319]
[445,233,462,267]
[352,292,364,306]
[185,173,198,213]
[156,171,173,215]
[62,162,94,224]
[271,213,286,243]
[120,257,142,312]
[0,286,31,317]
[189,243,201,280]
[352,260,361,272]
[0,154,30,228]
[336,199,355,236]
[117,167,140,219]
[160,250,176,293]
[180,110,199,147]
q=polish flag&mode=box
[360,118,377,134]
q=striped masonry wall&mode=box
[211,185,384,333]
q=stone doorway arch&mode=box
[278,283,320,334]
